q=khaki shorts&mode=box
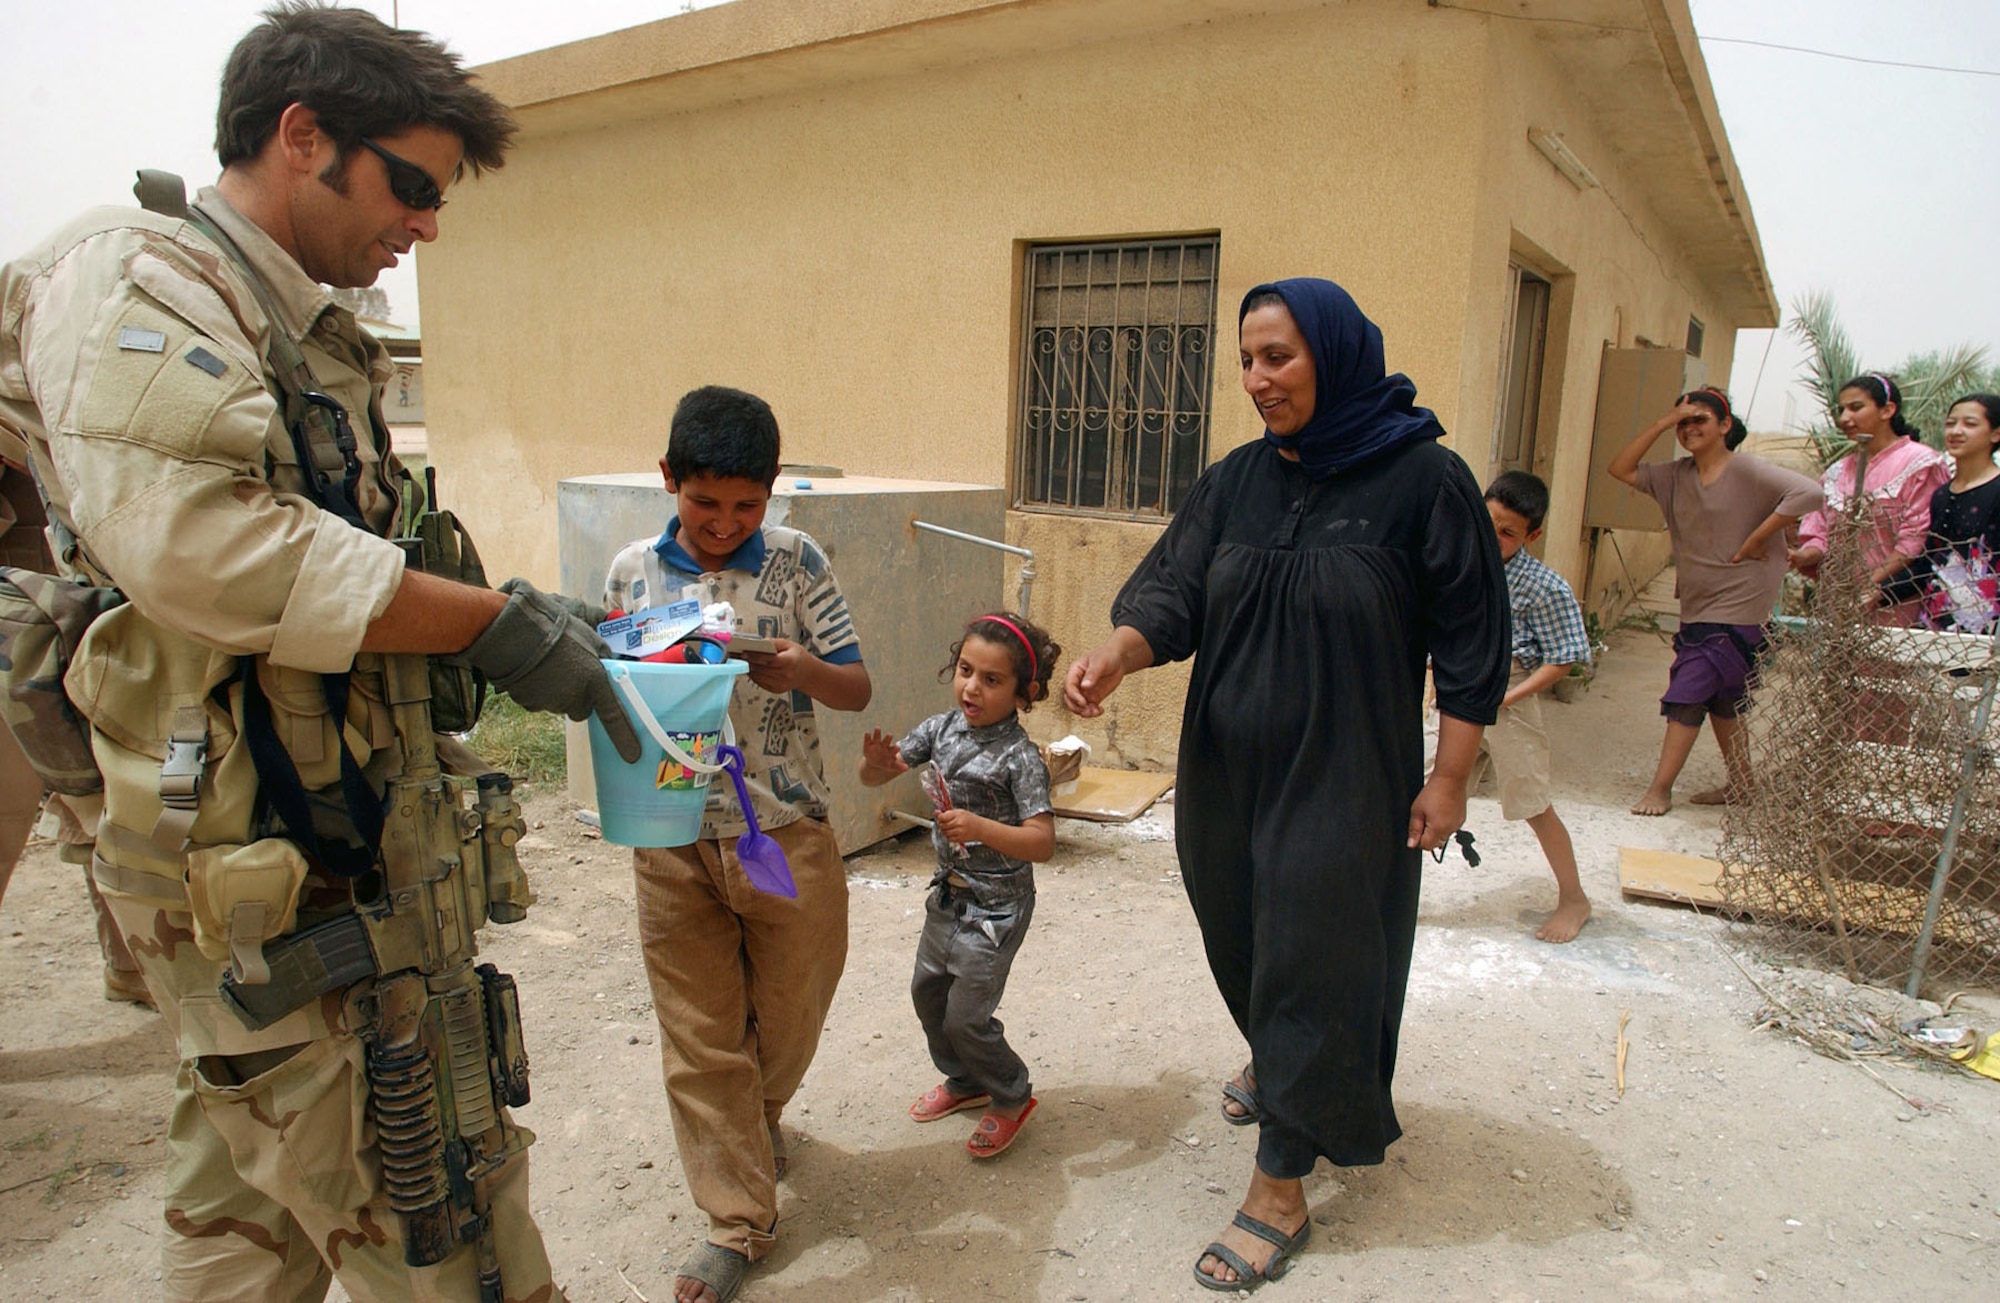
[1425,663,1553,822]
[1483,685,1554,821]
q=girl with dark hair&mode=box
[1065,277,1509,1290]
[1906,394,2000,633]
[1790,373,1951,625]
[860,612,1059,1159]
[1608,388,1822,814]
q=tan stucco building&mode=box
[420,0,1774,767]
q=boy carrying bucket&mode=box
[602,386,872,1303]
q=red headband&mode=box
[977,614,1036,684]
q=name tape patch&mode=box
[184,346,228,378]
[117,326,167,353]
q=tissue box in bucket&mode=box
[589,659,747,847]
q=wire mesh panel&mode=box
[1016,239,1217,518]
[1719,493,2000,994]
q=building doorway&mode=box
[1493,262,1552,478]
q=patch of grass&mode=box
[465,692,569,787]
[5,1126,52,1154]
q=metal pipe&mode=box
[889,808,935,830]
[910,519,1037,617]
[1905,623,2000,997]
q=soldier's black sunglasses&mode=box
[359,138,446,211]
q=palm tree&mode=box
[1785,291,1996,467]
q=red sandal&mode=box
[910,1083,991,1123]
[967,1097,1038,1159]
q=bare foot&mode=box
[1535,892,1592,943]
[1687,786,1733,806]
[1630,787,1672,816]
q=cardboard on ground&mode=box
[1618,847,1726,907]
[1051,766,1175,823]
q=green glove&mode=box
[498,576,609,629]
[467,581,642,762]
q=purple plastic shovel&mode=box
[717,744,796,897]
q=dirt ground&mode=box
[1,627,1995,1302]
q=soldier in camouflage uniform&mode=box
[0,6,640,1300]
[1,436,150,1005]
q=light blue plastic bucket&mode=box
[589,659,748,847]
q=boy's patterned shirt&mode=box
[603,520,862,838]
[1505,549,1592,671]
[897,709,1052,906]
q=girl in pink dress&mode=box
[1789,373,1951,626]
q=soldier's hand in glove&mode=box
[497,576,610,630]
[466,580,642,762]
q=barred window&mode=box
[1015,238,1217,518]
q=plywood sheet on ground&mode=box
[1619,847,1992,949]
[1052,766,1175,823]
[1619,847,1726,906]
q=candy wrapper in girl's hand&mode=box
[921,763,970,860]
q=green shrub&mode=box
[465,692,568,787]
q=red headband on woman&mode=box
[978,614,1036,684]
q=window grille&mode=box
[1686,315,1705,358]
[1015,238,1217,518]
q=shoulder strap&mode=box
[133,170,190,220]
[134,171,370,531]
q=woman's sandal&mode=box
[1219,1062,1261,1126]
[1192,1210,1311,1292]
[910,1083,992,1123]
[677,1241,750,1303]
[966,1096,1038,1159]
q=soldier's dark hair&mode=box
[216,3,516,175]
[667,387,783,487]
[1484,470,1550,532]
[940,612,1062,711]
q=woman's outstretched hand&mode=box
[1406,774,1468,853]
[1064,627,1153,717]
[1063,649,1125,717]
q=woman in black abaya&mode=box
[1064,277,1508,1290]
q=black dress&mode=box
[1112,435,1508,1176]
[1910,477,2000,631]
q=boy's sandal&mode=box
[677,1241,750,1303]
[966,1096,1038,1159]
[910,1083,992,1123]
[1219,1062,1261,1126]
[1192,1210,1311,1293]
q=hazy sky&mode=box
[3,1,1994,433]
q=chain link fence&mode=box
[1718,492,2000,997]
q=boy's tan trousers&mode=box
[632,817,849,1261]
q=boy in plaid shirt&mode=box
[1478,472,1594,942]
[602,386,871,1303]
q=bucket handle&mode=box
[608,662,737,774]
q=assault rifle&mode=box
[221,654,532,1299]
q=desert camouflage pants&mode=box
[0,737,141,986]
[105,896,563,1303]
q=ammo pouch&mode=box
[186,838,311,984]
[396,488,489,734]
[0,566,126,794]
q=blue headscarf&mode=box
[1241,277,1441,479]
